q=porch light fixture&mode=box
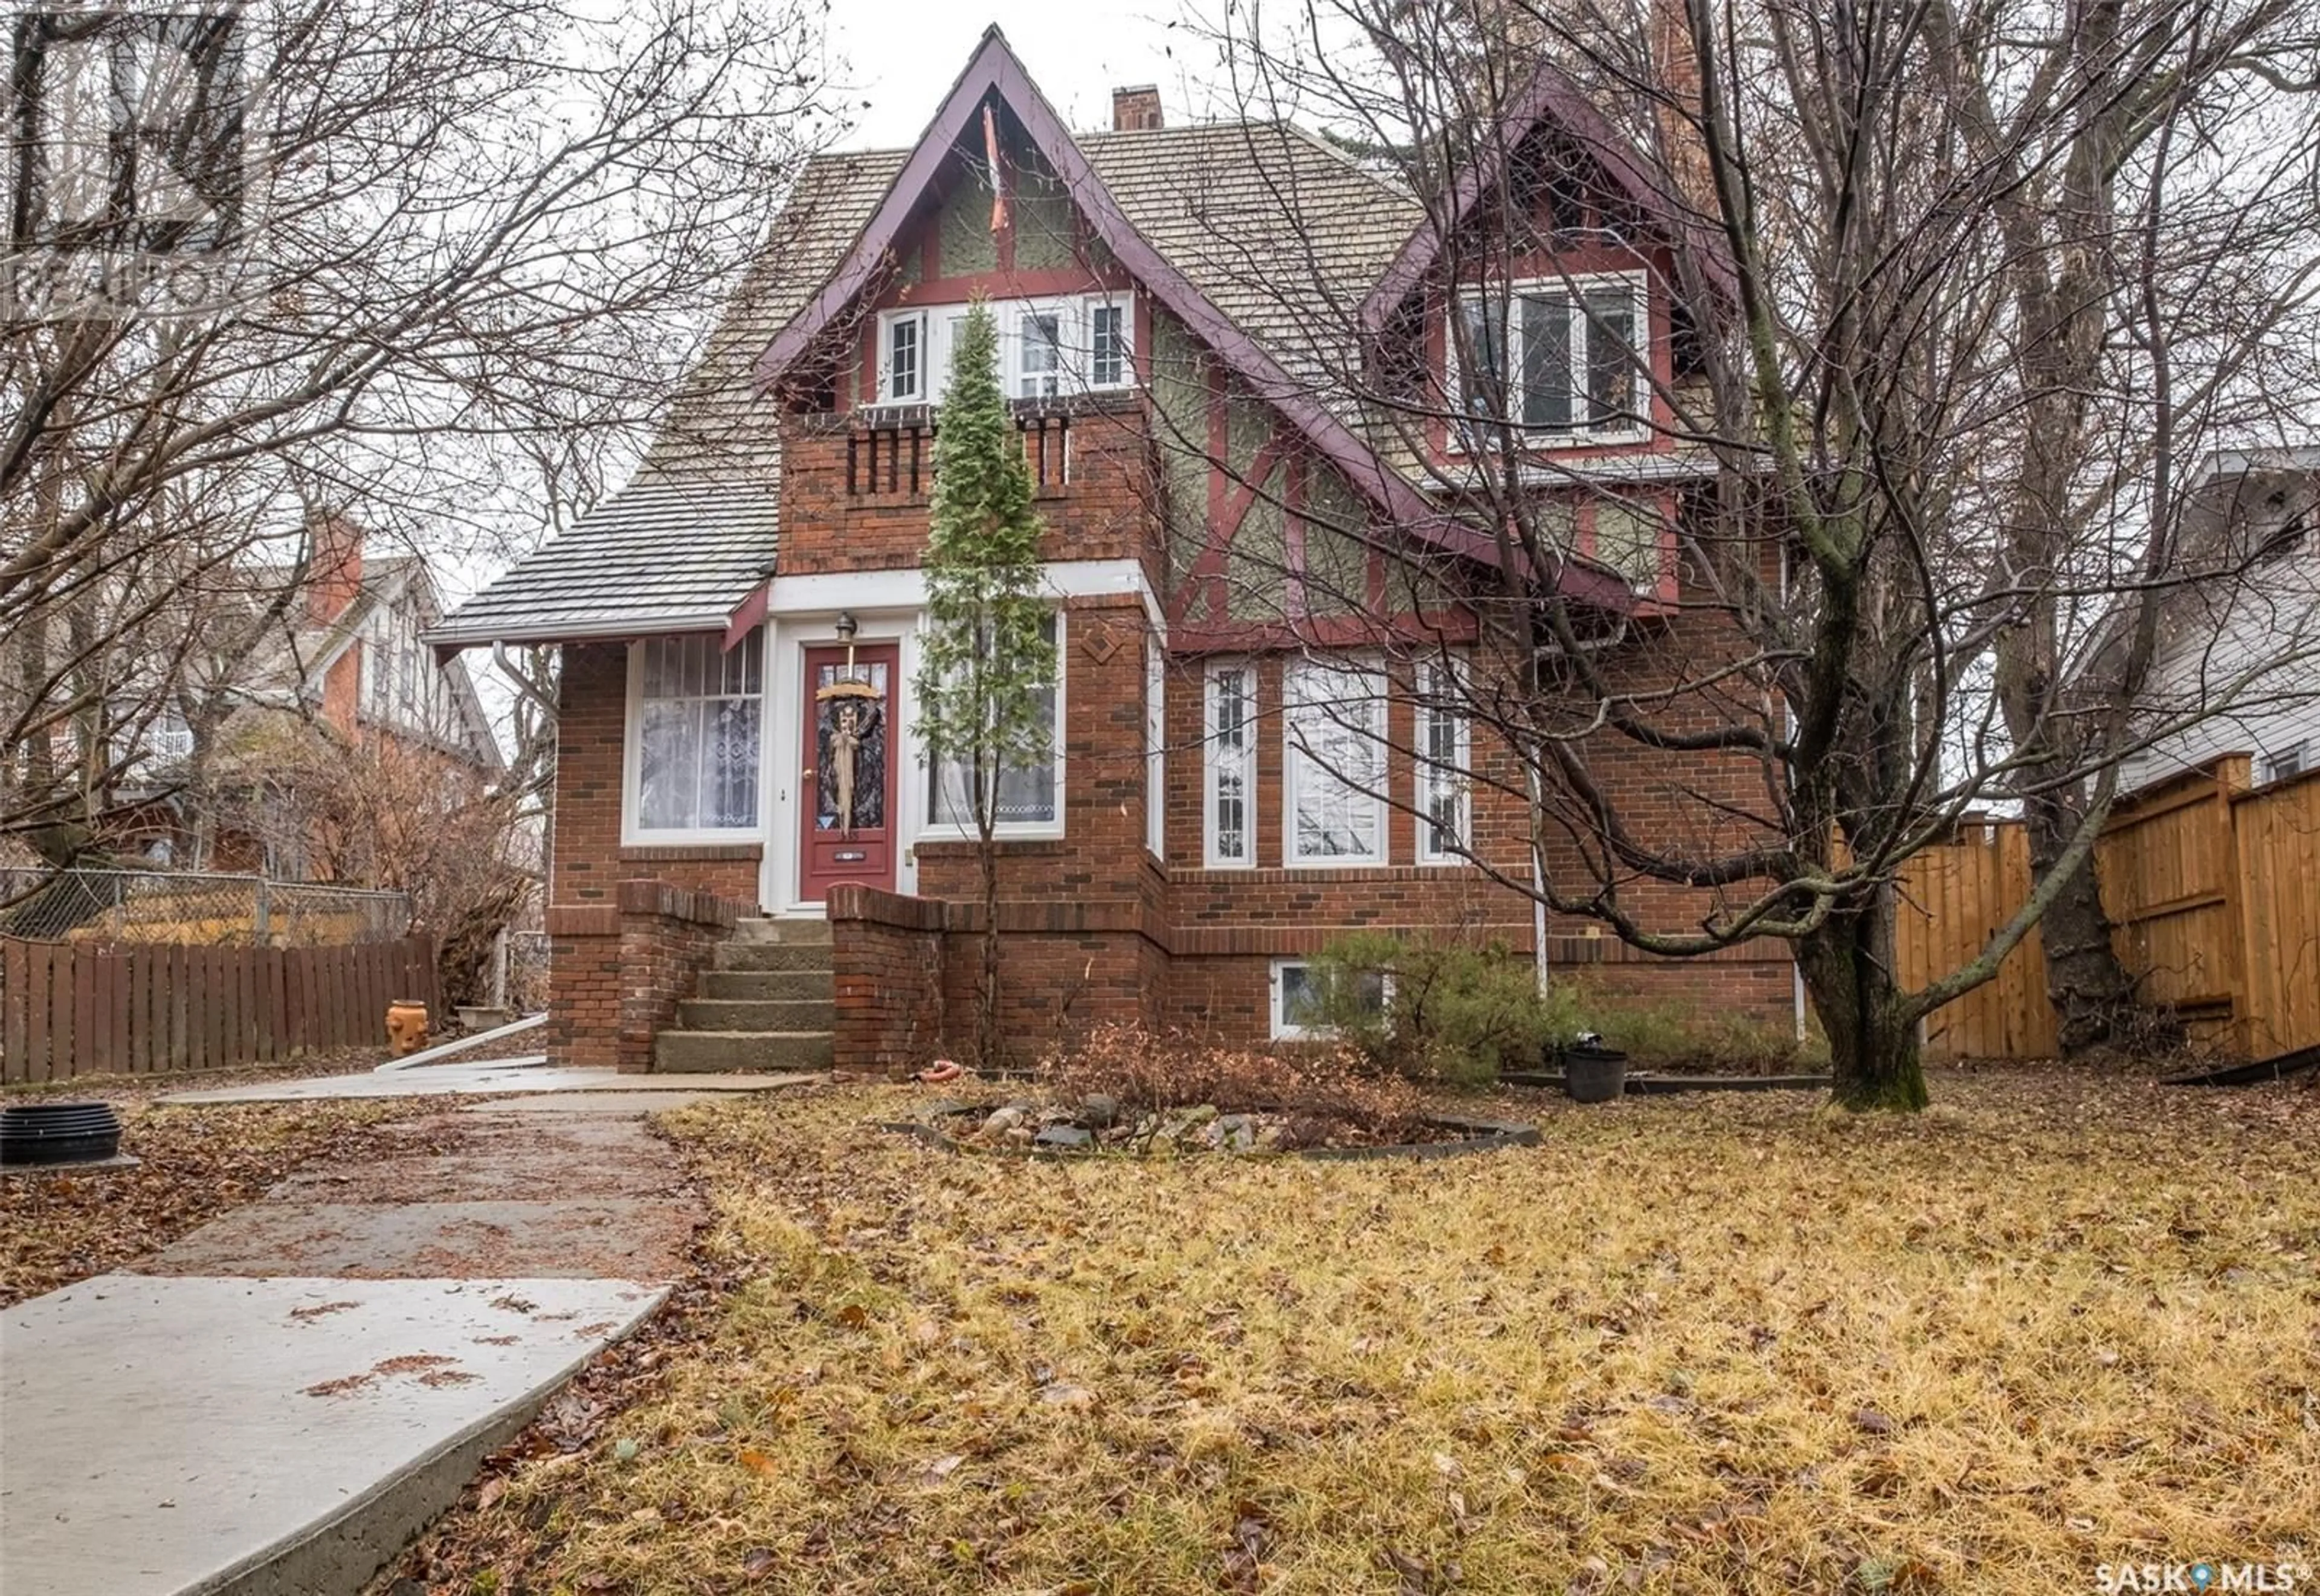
[834,611,857,643]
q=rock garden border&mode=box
[878,1102,1540,1162]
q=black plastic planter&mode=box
[0,1101,124,1166]
[1560,1046,1629,1104]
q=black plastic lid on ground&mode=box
[1,1101,124,1166]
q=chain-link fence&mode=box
[0,868,411,946]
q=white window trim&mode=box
[1269,957,1394,1040]
[914,610,1068,843]
[1415,661,1472,865]
[874,294,1136,408]
[1146,637,1167,861]
[620,634,769,847]
[1203,659,1258,869]
[1283,657,1390,869]
[1449,270,1651,449]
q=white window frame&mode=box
[1146,636,1167,860]
[1283,656,1390,868]
[917,610,1068,842]
[874,294,1136,408]
[1270,957,1393,1040]
[1203,659,1257,868]
[1415,659,1472,864]
[621,630,768,846]
[1451,270,1649,448]
[2261,741,2307,785]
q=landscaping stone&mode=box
[1034,1125,1094,1151]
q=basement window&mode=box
[1271,958,1391,1040]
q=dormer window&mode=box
[875,294,1135,407]
[1453,271,1648,445]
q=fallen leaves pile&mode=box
[2,1087,438,1304]
[387,1070,2318,1594]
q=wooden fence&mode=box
[1898,756,2320,1062]
[0,934,438,1083]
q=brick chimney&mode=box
[306,512,365,627]
[1651,0,1713,217]
[1111,85,1162,132]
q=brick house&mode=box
[428,30,1801,1072]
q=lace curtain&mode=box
[637,631,762,831]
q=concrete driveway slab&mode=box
[0,1273,663,1596]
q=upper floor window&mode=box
[1454,272,1647,445]
[877,294,1135,407]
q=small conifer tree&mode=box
[915,300,1057,1068]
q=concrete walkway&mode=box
[158,1061,817,1104]
[1,1070,807,1596]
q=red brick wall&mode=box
[778,397,1156,578]
[552,642,762,912]
[828,883,947,1072]
[544,878,741,1072]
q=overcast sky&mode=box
[827,2,1218,147]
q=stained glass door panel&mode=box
[798,644,899,901]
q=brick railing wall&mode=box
[546,878,743,1072]
[826,883,947,1074]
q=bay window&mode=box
[1455,272,1646,442]
[876,294,1135,407]
[1204,661,1256,867]
[631,630,763,837]
[1283,657,1388,866]
[925,611,1065,834]
[1415,660,1471,863]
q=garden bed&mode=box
[883,1098,1538,1160]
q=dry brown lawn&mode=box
[399,1071,2318,1595]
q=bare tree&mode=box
[2,0,836,858]
[1144,0,2318,1105]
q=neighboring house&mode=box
[2116,448,2320,795]
[431,30,1797,1072]
[127,514,504,872]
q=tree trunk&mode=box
[1796,897,1928,1112]
[2020,790,2176,1056]
[977,830,1000,1072]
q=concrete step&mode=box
[654,1029,834,1072]
[698,968,833,1002]
[677,997,834,1032]
[732,916,832,946]
[714,940,835,974]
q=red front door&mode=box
[799,643,900,901]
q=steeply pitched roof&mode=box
[436,28,1661,647]
[427,151,905,654]
[1361,55,1738,331]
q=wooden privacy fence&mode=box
[0,934,438,1083]
[1898,756,2320,1062]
